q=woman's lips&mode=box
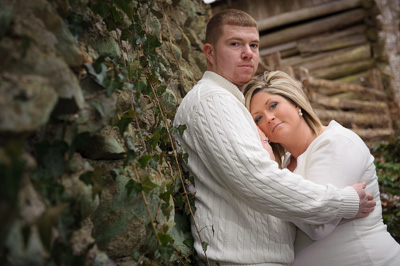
[272,122,282,133]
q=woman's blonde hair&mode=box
[243,71,323,167]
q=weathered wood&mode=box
[299,24,366,45]
[310,59,375,80]
[352,128,394,139]
[280,47,299,58]
[314,109,391,127]
[263,52,281,69]
[260,9,365,49]
[257,0,362,31]
[298,33,367,55]
[300,44,371,71]
[304,77,387,99]
[367,68,384,91]
[334,71,369,85]
[260,41,297,57]
[281,41,370,68]
[309,91,389,112]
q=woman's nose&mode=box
[266,113,275,123]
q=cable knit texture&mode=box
[173,71,360,265]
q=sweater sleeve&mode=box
[191,93,359,224]
[293,131,367,239]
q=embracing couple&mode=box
[173,9,400,266]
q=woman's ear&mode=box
[203,43,214,65]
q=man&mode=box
[173,9,375,265]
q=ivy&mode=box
[372,137,400,243]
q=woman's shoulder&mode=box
[316,120,370,152]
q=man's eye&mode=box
[251,44,259,49]
[230,42,239,46]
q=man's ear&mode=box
[203,43,214,65]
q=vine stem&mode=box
[149,82,210,265]
[142,191,162,246]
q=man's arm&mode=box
[192,93,373,224]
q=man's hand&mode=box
[351,182,376,218]
[257,126,275,161]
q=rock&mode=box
[0,73,58,133]
[5,222,47,266]
[0,0,14,38]
[161,89,178,113]
[78,126,125,160]
[92,34,122,59]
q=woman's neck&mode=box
[283,125,325,159]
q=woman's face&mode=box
[250,91,301,144]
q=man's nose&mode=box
[242,45,254,59]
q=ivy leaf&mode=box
[35,140,69,179]
[79,171,93,185]
[90,2,110,18]
[159,190,171,203]
[37,204,67,251]
[183,238,194,248]
[142,176,158,194]
[118,113,132,136]
[158,245,174,264]
[201,241,209,253]
[157,85,167,95]
[115,0,133,18]
[91,100,105,117]
[130,250,140,262]
[151,129,161,149]
[158,233,173,246]
[125,179,143,197]
[124,149,138,167]
[138,155,152,168]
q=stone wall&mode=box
[0,0,209,264]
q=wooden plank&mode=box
[314,109,391,127]
[260,41,297,57]
[334,71,369,85]
[309,92,389,112]
[300,44,371,71]
[257,0,362,31]
[352,128,394,139]
[260,9,365,49]
[310,59,375,80]
[298,33,367,55]
[304,77,387,99]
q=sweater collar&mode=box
[202,71,245,105]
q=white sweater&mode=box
[292,120,400,266]
[173,71,360,265]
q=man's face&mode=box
[208,24,259,88]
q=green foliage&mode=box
[1,0,199,265]
[372,137,400,243]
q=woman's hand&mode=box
[257,126,275,161]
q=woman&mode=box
[243,71,400,265]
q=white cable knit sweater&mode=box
[173,71,360,265]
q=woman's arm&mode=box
[293,130,368,239]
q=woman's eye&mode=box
[254,116,262,124]
[269,102,278,110]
